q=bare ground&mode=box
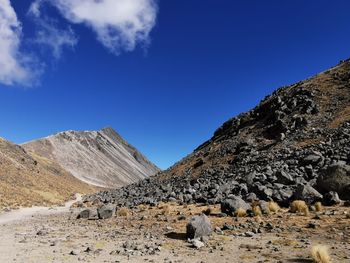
[0,203,349,263]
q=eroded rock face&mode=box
[316,164,350,200]
[186,214,212,239]
[23,127,160,188]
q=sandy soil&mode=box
[0,194,82,225]
[0,203,349,263]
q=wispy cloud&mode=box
[28,5,78,60]
[34,22,78,59]
[0,0,41,86]
[34,0,158,55]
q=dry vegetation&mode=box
[235,207,247,217]
[0,138,97,210]
[252,205,262,216]
[268,201,280,213]
[311,245,332,263]
[117,207,131,217]
[315,202,323,212]
[290,200,310,216]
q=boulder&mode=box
[302,154,322,165]
[221,196,251,215]
[323,191,341,206]
[77,208,98,220]
[292,184,323,204]
[186,214,212,239]
[275,170,294,185]
[259,201,270,214]
[316,164,350,200]
[97,204,116,219]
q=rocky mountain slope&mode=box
[23,127,160,188]
[88,59,350,207]
[0,138,95,209]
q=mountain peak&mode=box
[23,127,160,188]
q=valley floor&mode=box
[0,203,349,263]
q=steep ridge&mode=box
[88,59,350,207]
[23,127,160,188]
[0,138,95,209]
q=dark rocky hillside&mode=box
[88,59,350,207]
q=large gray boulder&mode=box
[221,196,251,215]
[316,164,350,200]
[186,214,212,239]
[292,184,323,204]
[98,204,116,219]
[77,208,98,220]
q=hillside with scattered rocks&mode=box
[88,59,350,207]
[23,127,160,188]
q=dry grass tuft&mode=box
[290,200,309,216]
[253,205,262,217]
[235,208,247,217]
[160,204,171,215]
[311,244,332,263]
[315,202,323,212]
[137,204,147,211]
[117,207,130,217]
[268,201,280,213]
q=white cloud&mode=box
[0,0,39,86]
[35,0,158,55]
[0,0,158,87]
[35,22,78,59]
[28,5,78,59]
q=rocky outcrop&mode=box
[316,164,350,200]
[23,127,160,188]
[86,59,350,207]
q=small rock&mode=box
[245,231,255,237]
[191,239,205,249]
[70,250,79,256]
[186,214,212,239]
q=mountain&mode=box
[23,127,160,188]
[87,59,350,207]
[0,137,95,209]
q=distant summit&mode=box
[23,127,160,188]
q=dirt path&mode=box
[0,203,349,263]
[0,194,82,225]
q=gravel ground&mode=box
[0,203,349,263]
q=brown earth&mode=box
[0,138,97,210]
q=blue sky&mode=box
[1,0,350,169]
